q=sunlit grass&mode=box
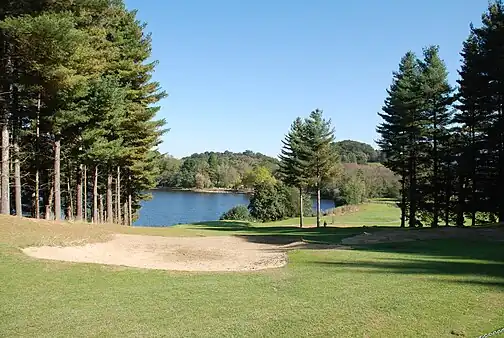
[1,214,503,337]
[264,202,401,227]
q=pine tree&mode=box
[299,109,336,228]
[278,117,308,228]
[473,1,504,221]
[417,45,455,226]
[377,52,423,227]
[454,32,485,226]
[455,1,504,223]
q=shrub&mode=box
[220,205,250,221]
[248,182,294,222]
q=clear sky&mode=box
[124,0,489,159]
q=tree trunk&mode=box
[123,202,128,226]
[299,187,303,228]
[54,138,61,220]
[128,186,132,227]
[12,84,21,217]
[35,169,40,218]
[107,172,113,223]
[76,164,83,221]
[400,175,406,228]
[99,194,104,224]
[83,165,87,221]
[67,177,73,220]
[116,166,121,224]
[408,155,417,228]
[14,141,21,217]
[45,181,54,220]
[1,50,11,215]
[93,166,98,223]
[1,114,9,215]
[432,114,439,227]
[316,185,321,228]
[35,93,41,219]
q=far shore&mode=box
[152,187,253,195]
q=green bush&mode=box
[220,205,250,221]
[248,182,294,222]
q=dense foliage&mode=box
[155,151,278,190]
[335,140,384,164]
[0,1,165,223]
[248,182,295,222]
[377,0,504,227]
[219,205,250,221]
[323,163,400,206]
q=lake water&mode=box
[134,190,335,227]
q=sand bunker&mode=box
[22,234,289,272]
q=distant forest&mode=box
[154,140,398,204]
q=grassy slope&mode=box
[1,206,503,337]
[264,202,401,227]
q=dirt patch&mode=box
[22,234,289,272]
[341,227,504,245]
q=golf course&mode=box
[1,202,503,337]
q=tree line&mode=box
[377,0,504,227]
[154,141,393,193]
[154,150,278,190]
[0,1,165,224]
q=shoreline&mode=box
[153,187,253,195]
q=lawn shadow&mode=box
[191,222,397,245]
[190,220,251,229]
[309,239,504,287]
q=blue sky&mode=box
[125,0,489,159]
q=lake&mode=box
[134,189,335,227]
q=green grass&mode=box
[1,210,503,337]
[264,202,401,227]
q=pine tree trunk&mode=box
[35,169,40,218]
[123,202,128,226]
[316,185,321,228]
[45,180,54,220]
[432,114,439,227]
[499,103,504,222]
[408,155,417,228]
[116,166,121,224]
[12,85,21,217]
[128,187,132,227]
[99,194,104,224]
[67,177,73,220]
[1,115,9,215]
[35,93,41,219]
[299,187,303,228]
[107,172,113,223]
[93,166,98,223]
[83,165,87,221]
[400,175,406,228]
[76,164,82,221]
[1,51,11,215]
[14,141,21,217]
[54,138,61,220]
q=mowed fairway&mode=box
[1,204,503,337]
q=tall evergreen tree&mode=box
[377,52,422,227]
[278,117,308,228]
[417,45,455,227]
[455,1,504,223]
[300,109,336,228]
[454,32,486,226]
